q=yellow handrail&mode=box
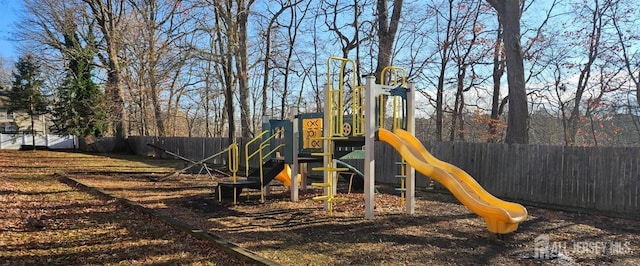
[245,130,270,177]
[263,143,285,160]
[352,85,365,136]
[228,143,239,178]
[381,66,408,206]
[314,57,356,212]
[227,143,240,204]
[244,127,285,203]
[217,142,240,204]
[257,128,284,159]
[381,66,406,86]
[393,96,402,130]
[380,66,407,130]
[327,57,357,137]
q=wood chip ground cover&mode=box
[0,151,253,265]
[2,151,639,265]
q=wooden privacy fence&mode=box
[125,136,640,217]
[420,142,639,217]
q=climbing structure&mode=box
[310,57,361,211]
[309,57,416,215]
[380,66,409,207]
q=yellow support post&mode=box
[352,85,365,136]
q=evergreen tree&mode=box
[52,30,106,138]
[9,54,49,149]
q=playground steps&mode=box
[246,159,285,189]
[217,159,285,200]
[395,160,407,193]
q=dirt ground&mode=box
[3,151,640,265]
[0,150,250,265]
[70,157,640,265]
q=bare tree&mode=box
[487,0,560,142]
[449,0,483,141]
[561,0,615,145]
[487,18,506,142]
[374,0,403,80]
[124,0,190,137]
[611,0,640,136]
[237,0,255,137]
[486,0,528,144]
[323,0,374,67]
[259,0,303,120]
[432,0,456,141]
[82,0,129,150]
[209,1,239,140]
[277,1,309,120]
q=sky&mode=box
[0,0,21,61]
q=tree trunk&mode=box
[237,0,254,138]
[213,2,236,142]
[565,3,605,145]
[83,0,128,152]
[436,59,446,141]
[434,1,454,141]
[487,0,528,144]
[489,22,505,143]
[107,37,128,151]
[374,0,403,80]
[450,66,466,141]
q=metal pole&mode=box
[290,107,299,201]
[364,75,376,219]
[405,82,416,214]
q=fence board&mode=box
[573,147,584,208]
[479,143,492,193]
[529,144,541,202]
[618,148,630,212]
[627,155,640,212]
[548,145,564,204]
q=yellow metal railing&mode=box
[352,85,365,136]
[312,57,356,211]
[228,143,239,177]
[326,56,357,137]
[381,66,408,207]
[244,128,285,203]
[381,66,406,86]
[380,66,407,130]
[216,143,241,203]
[227,143,240,204]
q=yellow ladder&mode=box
[311,57,356,211]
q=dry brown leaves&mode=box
[2,150,639,266]
[0,151,253,266]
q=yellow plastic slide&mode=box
[378,128,527,234]
[274,164,300,187]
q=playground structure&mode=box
[300,56,526,234]
[165,56,527,234]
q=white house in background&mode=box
[0,86,49,134]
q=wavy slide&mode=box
[378,128,527,234]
